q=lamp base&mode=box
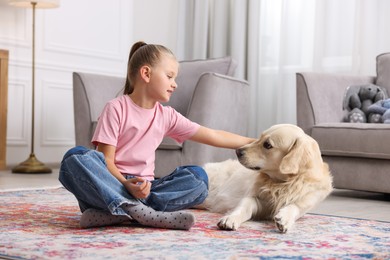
[12,153,52,174]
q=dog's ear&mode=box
[279,136,318,174]
[279,137,304,174]
[279,137,310,174]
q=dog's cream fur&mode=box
[199,124,333,233]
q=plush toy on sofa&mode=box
[343,84,387,123]
[367,98,390,123]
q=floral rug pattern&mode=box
[0,187,389,259]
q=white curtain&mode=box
[176,0,390,137]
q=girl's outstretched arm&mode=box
[189,126,256,149]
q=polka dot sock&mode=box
[121,203,195,230]
[80,208,130,228]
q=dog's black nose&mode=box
[236,148,244,158]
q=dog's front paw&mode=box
[274,205,299,233]
[217,215,242,231]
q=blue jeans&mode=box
[59,146,209,216]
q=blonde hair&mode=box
[123,41,176,95]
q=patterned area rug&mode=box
[0,187,389,260]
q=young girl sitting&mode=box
[59,41,255,230]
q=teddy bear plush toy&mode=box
[367,98,390,123]
[343,84,387,123]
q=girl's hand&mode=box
[123,177,151,199]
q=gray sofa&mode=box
[73,56,250,178]
[296,53,390,194]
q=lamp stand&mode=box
[12,2,51,174]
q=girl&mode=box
[59,41,255,230]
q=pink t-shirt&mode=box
[91,95,200,180]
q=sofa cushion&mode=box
[311,123,390,159]
[167,56,237,116]
[376,53,390,92]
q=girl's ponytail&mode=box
[124,41,147,95]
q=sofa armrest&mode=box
[182,72,249,166]
[296,72,376,135]
[73,72,94,148]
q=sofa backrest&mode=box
[297,72,376,126]
[167,56,237,115]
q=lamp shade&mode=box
[8,0,60,8]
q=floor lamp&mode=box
[8,0,60,173]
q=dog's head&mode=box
[236,124,323,177]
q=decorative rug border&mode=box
[0,185,63,193]
[308,212,390,223]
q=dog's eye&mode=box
[263,141,273,149]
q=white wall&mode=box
[0,0,178,166]
[132,0,179,52]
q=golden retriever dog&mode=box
[198,124,333,233]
